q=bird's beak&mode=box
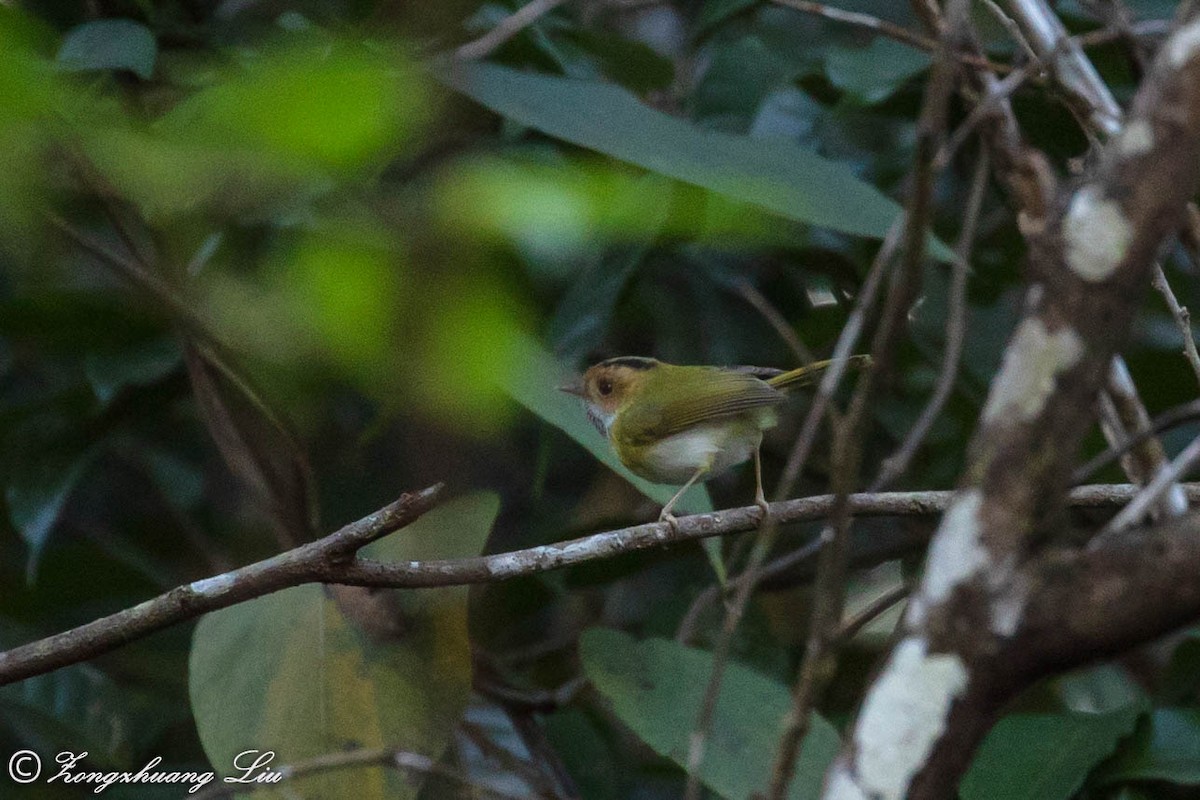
[558,377,586,397]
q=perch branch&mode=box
[1,484,1176,687]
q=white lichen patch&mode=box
[989,570,1030,638]
[1167,18,1200,67]
[906,491,987,631]
[190,573,236,596]
[1063,186,1132,282]
[852,638,970,800]
[1117,120,1154,157]
[982,319,1084,423]
[824,766,869,800]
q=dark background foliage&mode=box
[1,1,1198,798]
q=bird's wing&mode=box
[618,370,783,445]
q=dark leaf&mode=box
[57,19,157,80]
[581,628,840,799]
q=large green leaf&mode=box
[1097,709,1200,786]
[188,493,498,799]
[961,704,1145,800]
[581,628,840,799]
[0,639,174,768]
[437,61,947,256]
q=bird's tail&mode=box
[766,355,873,391]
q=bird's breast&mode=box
[621,423,764,485]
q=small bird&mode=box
[560,355,870,527]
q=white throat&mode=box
[585,403,615,438]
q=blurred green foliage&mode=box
[0,1,1199,798]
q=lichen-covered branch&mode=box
[825,9,1200,799]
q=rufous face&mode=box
[560,357,658,437]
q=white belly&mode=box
[641,425,761,485]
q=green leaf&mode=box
[84,336,181,405]
[961,703,1145,800]
[57,19,157,80]
[0,654,174,768]
[189,493,497,798]
[1159,630,1200,704]
[695,0,760,37]
[824,38,929,105]
[581,628,840,799]
[1097,709,1200,786]
[437,61,951,258]
[5,444,95,578]
[501,332,712,515]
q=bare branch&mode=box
[0,484,445,686]
[769,0,1011,73]
[455,0,571,61]
[874,151,990,490]
[2,481,1177,687]
[192,745,530,800]
[1152,264,1200,388]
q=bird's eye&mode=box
[597,378,613,396]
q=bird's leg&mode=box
[659,467,707,535]
[753,444,770,525]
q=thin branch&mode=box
[767,2,964,793]
[0,484,445,686]
[769,0,1011,73]
[836,584,911,645]
[681,221,900,800]
[1072,398,1200,483]
[455,0,571,61]
[1100,433,1200,538]
[1,483,1175,687]
[192,745,528,800]
[1152,264,1200,389]
[732,279,817,366]
[874,150,990,490]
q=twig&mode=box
[681,221,901,800]
[0,483,1178,687]
[192,745,528,800]
[937,63,1037,168]
[1072,398,1200,483]
[1152,264,1200,389]
[768,0,1011,73]
[836,584,911,644]
[455,0,571,61]
[732,279,817,366]
[981,0,1041,65]
[1100,434,1200,538]
[766,3,964,794]
[0,484,444,686]
[1075,18,1172,49]
[873,150,990,490]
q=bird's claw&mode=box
[755,497,771,526]
[659,510,682,537]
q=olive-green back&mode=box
[614,365,783,445]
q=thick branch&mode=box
[827,9,1200,799]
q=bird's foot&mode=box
[755,496,771,527]
[659,509,682,537]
